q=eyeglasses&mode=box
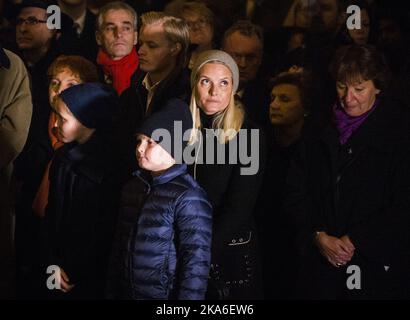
[16,17,47,26]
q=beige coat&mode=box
[0,48,32,298]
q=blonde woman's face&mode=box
[196,63,233,115]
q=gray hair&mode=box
[96,1,138,31]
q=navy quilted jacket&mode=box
[108,164,212,300]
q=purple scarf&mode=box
[333,99,378,145]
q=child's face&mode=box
[54,99,95,144]
[136,134,175,172]
[49,68,82,107]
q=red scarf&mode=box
[97,46,139,95]
[32,112,64,218]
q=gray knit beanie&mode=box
[190,50,239,93]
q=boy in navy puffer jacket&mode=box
[108,98,212,300]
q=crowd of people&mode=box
[1,0,410,300]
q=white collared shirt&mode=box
[73,10,86,36]
[142,74,162,112]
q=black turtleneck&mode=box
[199,109,216,129]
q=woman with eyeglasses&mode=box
[167,1,216,69]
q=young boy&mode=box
[15,55,100,299]
[44,83,121,299]
[108,99,212,300]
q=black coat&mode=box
[57,9,98,62]
[14,44,60,181]
[285,98,410,299]
[238,77,271,130]
[119,67,191,133]
[75,10,98,62]
[14,46,60,295]
[255,130,300,299]
[188,112,266,299]
[44,133,121,299]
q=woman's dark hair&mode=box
[329,44,391,91]
[269,71,315,113]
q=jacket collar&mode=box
[59,133,108,183]
[63,133,102,162]
[133,164,187,188]
[320,97,399,153]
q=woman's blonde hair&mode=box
[189,62,245,144]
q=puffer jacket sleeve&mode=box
[174,187,212,300]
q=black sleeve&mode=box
[348,144,410,263]
[284,139,326,255]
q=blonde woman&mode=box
[188,50,266,300]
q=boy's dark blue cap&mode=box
[139,98,193,160]
[59,83,119,129]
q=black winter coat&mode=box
[237,77,271,130]
[44,134,121,299]
[189,112,266,299]
[285,98,410,299]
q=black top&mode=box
[45,133,121,298]
[189,110,266,255]
[285,97,410,298]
